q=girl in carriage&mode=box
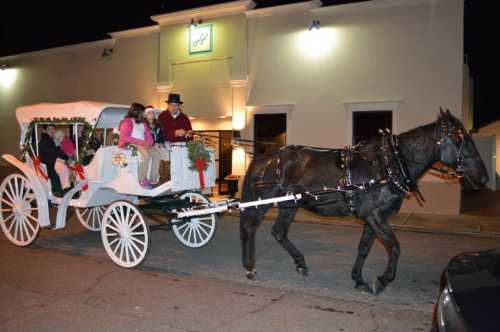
[118,103,160,189]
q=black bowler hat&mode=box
[165,93,183,104]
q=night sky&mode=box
[1,0,498,128]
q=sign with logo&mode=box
[189,24,212,54]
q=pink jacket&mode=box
[60,137,76,156]
[118,118,154,148]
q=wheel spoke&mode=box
[194,226,203,244]
[187,226,193,242]
[23,215,37,234]
[130,231,146,236]
[119,241,125,261]
[198,221,214,230]
[22,212,38,224]
[180,224,190,238]
[1,208,13,213]
[13,216,19,240]
[108,237,120,247]
[128,242,137,262]
[108,214,121,228]
[7,215,16,232]
[1,198,14,208]
[125,242,130,263]
[129,221,144,232]
[197,224,210,237]
[175,222,189,232]
[112,239,122,256]
[130,237,145,246]
[105,224,119,233]
[3,184,16,204]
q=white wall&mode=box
[246,0,464,149]
[0,34,159,164]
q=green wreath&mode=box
[20,117,93,164]
[187,140,211,171]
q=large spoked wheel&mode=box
[75,205,107,232]
[101,201,150,268]
[172,192,217,248]
[0,174,40,246]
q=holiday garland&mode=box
[187,140,212,189]
[20,117,93,164]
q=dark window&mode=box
[253,113,286,154]
[353,111,392,144]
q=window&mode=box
[352,111,392,144]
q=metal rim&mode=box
[0,174,40,246]
[101,201,150,268]
[75,205,107,232]
[172,192,217,248]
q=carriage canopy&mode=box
[15,101,131,144]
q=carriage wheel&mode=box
[75,205,107,232]
[172,192,217,248]
[101,201,150,268]
[0,174,40,247]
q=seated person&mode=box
[144,106,167,183]
[38,124,72,196]
[158,93,193,143]
[118,103,159,189]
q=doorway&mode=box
[253,113,287,154]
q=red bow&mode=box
[69,163,88,191]
[194,159,206,190]
[32,157,48,181]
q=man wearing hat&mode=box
[158,93,193,143]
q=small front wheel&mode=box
[101,201,150,268]
[75,205,107,232]
[172,192,217,248]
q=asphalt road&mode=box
[1,212,499,331]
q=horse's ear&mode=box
[446,109,451,115]
[438,107,445,119]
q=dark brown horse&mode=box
[240,110,488,294]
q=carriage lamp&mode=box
[112,153,127,167]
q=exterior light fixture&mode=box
[0,64,17,88]
[101,48,114,58]
[309,19,320,31]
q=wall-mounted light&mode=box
[309,19,320,31]
[231,147,246,176]
[232,109,246,130]
[189,18,204,28]
[0,64,17,89]
[101,48,114,58]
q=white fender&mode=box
[54,179,88,230]
[1,154,51,227]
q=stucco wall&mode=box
[0,34,159,163]
[245,0,464,149]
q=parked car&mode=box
[433,248,500,331]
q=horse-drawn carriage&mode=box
[0,101,218,268]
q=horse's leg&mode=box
[270,207,308,276]
[365,215,401,295]
[351,224,376,294]
[240,206,268,280]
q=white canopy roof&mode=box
[15,101,130,127]
[15,101,132,145]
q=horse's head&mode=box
[436,109,488,189]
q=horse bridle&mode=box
[435,121,465,178]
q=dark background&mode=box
[1,0,498,128]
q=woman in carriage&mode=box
[118,103,160,188]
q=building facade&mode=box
[0,0,466,213]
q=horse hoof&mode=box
[355,282,373,294]
[296,266,308,277]
[373,278,388,295]
[245,269,257,280]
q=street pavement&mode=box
[1,213,499,332]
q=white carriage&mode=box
[0,101,218,268]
